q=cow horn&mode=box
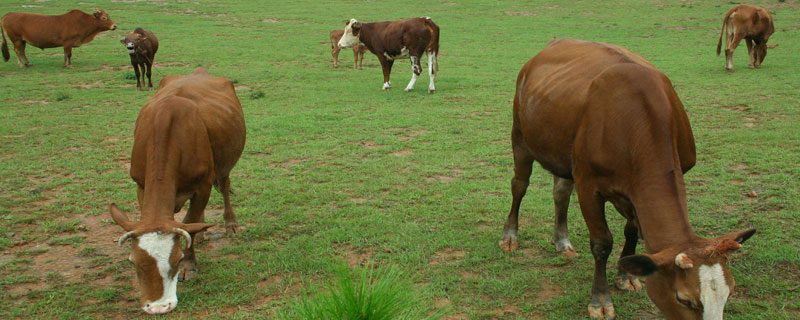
[173,228,193,248]
[118,231,136,245]
[674,253,694,269]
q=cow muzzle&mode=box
[126,43,135,54]
[144,302,175,314]
[111,24,118,31]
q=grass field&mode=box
[1,0,798,319]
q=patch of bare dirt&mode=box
[390,149,414,156]
[504,11,536,16]
[235,85,250,91]
[335,243,374,267]
[262,19,279,23]
[74,80,104,89]
[429,248,465,266]
[153,62,191,68]
[357,140,383,149]
[268,158,306,171]
[350,198,367,203]
[491,304,521,317]
[426,175,455,183]
[535,280,562,303]
[23,100,49,105]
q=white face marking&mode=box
[338,19,360,49]
[699,264,730,320]
[137,232,179,314]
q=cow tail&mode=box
[717,10,732,56]
[424,18,440,56]
[1,23,9,62]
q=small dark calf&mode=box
[121,28,158,90]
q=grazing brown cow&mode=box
[121,28,159,91]
[109,68,245,314]
[330,29,366,69]
[1,9,117,68]
[338,17,439,93]
[499,38,755,319]
[716,4,774,71]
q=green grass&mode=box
[1,0,798,319]
[285,262,427,320]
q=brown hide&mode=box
[1,9,117,67]
[329,29,366,69]
[121,28,159,90]
[111,68,245,313]
[716,5,775,71]
[506,38,754,319]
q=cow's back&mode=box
[133,68,245,184]
[515,38,694,178]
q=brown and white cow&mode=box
[110,68,245,314]
[338,17,439,93]
[716,4,774,71]
[499,38,755,319]
[121,28,159,91]
[330,29,366,69]
[1,9,117,68]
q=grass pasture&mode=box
[1,0,798,319]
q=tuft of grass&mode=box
[54,92,70,102]
[15,247,49,257]
[48,235,84,248]
[249,90,265,99]
[289,263,427,320]
[39,219,85,234]
[123,71,136,80]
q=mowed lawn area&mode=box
[1,0,798,319]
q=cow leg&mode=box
[378,56,394,90]
[331,45,340,68]
[577,185,616,320]
[404,56,422,92]
[427,51,438,93]
[12,40,27,68]
[745,38,755,68]
[615,219,643,292]
[145,61,154,90]
[499,125,533,252]
[358,50,364,69]
[725,33,743,72]
[63,45,73,68]
[178,185,211,281]
[552,176,578,257]
[133,62,142,90]
[217,175,239,234]
[352,47,359,69]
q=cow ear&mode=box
[93,11,102,19]
[120,39,126,44]
[619,255,660,277]
[715,228,756,245]
[109,203,137,231]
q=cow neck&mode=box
[140,136,181,223]
[356,23,379,52]
[629,164,698,254]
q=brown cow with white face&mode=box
[330,29,366,69]
[110,68,245,314]
[1,9,117,68]
[338,17,439,93]
[500,38,755,319]
[716,4,774,71]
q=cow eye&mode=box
[102,16,107,20]
[676,293,696,309]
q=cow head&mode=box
[109,204,213,314]
[338,19,362,49]
[620,229,755,320]
[121,31,147,55]
[93,9,118,31]
[754,38,770,68]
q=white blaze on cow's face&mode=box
[699,264,731,320]
[130,232,184,314]
[338,19,361,49]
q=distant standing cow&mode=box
[110,68,245,314]
[122,28,159,90]
[330,29,366,69]
[338,17,439,93]
[716,4,774,71]
[1,9,117,68]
